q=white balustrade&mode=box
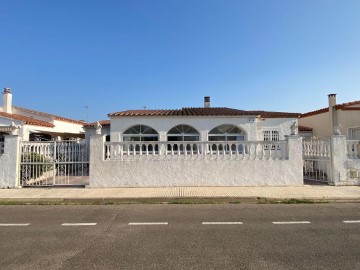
[347,140,360,159]
[302,138,330,158]
[104,141,288,161]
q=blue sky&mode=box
[1,0,360,122]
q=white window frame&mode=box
[167,125,200,142]
[167,125,200,154]
[208,124,246,142]
[348,127,360,140]
[122,125,159,142]
[122,125,159,154]
[262,129,280,150]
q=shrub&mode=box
[21,152,53,180]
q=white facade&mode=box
[110,116,297,142]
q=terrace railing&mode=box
[302,137,331,159]
[104,141,288,161]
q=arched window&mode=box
[167,125,200,141]
[123,125,159,142]
[209,125,245,141]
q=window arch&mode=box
[167,125,200,141]
[122,125,159,142]
[209,124,245,141]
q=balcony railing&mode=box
[104,141,288,161]
[347,140,360,159]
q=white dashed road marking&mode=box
[128,222,168,226]
[343,220,360,224]
[272,221,311,225]
[202,222,243,225]
[0,223,30,226]
[61,223,97,226]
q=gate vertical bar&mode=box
[53,141,56,185]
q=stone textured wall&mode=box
[0,135,20,188]
[90,135,303,187]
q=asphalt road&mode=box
[0,204,359,270]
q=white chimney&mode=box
[204,96,210,108]
[2,88,12,114]
[328,93,337,134]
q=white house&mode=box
[0,88,85,141]
[108,97,300,143]
[299,94,360,139]
[88,97,304,187]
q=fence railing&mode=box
[20,140,89,186]
[0,141,4,155]
[104,140,288,161]
[347,140,360,159]
[302,138,331,158]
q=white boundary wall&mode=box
[89,135,304,187]
[0,135,20,188]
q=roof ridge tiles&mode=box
[12,106,84,125]
[301,99,360,118]
[0,112,55,127]
[108,107,299,118]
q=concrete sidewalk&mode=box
[0,185,360,202]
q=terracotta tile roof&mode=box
[301,100,360,118]
[300,108,329,118]
[247,111,301,118]
[0,112,55,127]
[299,125,313,132]
[334,100,360,109]
[109,107,252,116]
[84,120,111,127]
[340,107,360,111]
[13,106,85,125]
[109,107,300,118]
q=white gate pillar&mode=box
[286,135,303,185]
[330,135,347,185]
[0,135,21,188]
[89,134,106,187]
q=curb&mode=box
[0,196,360,205]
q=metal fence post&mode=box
[53,141,56,185]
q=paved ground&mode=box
[0,185,360,202]
[0,204,359,269]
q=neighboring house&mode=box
[84,120,111,143]
[298,125,313,137]
[0,88,85,141]
[299,94,360,139]
[107,97,300,143]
